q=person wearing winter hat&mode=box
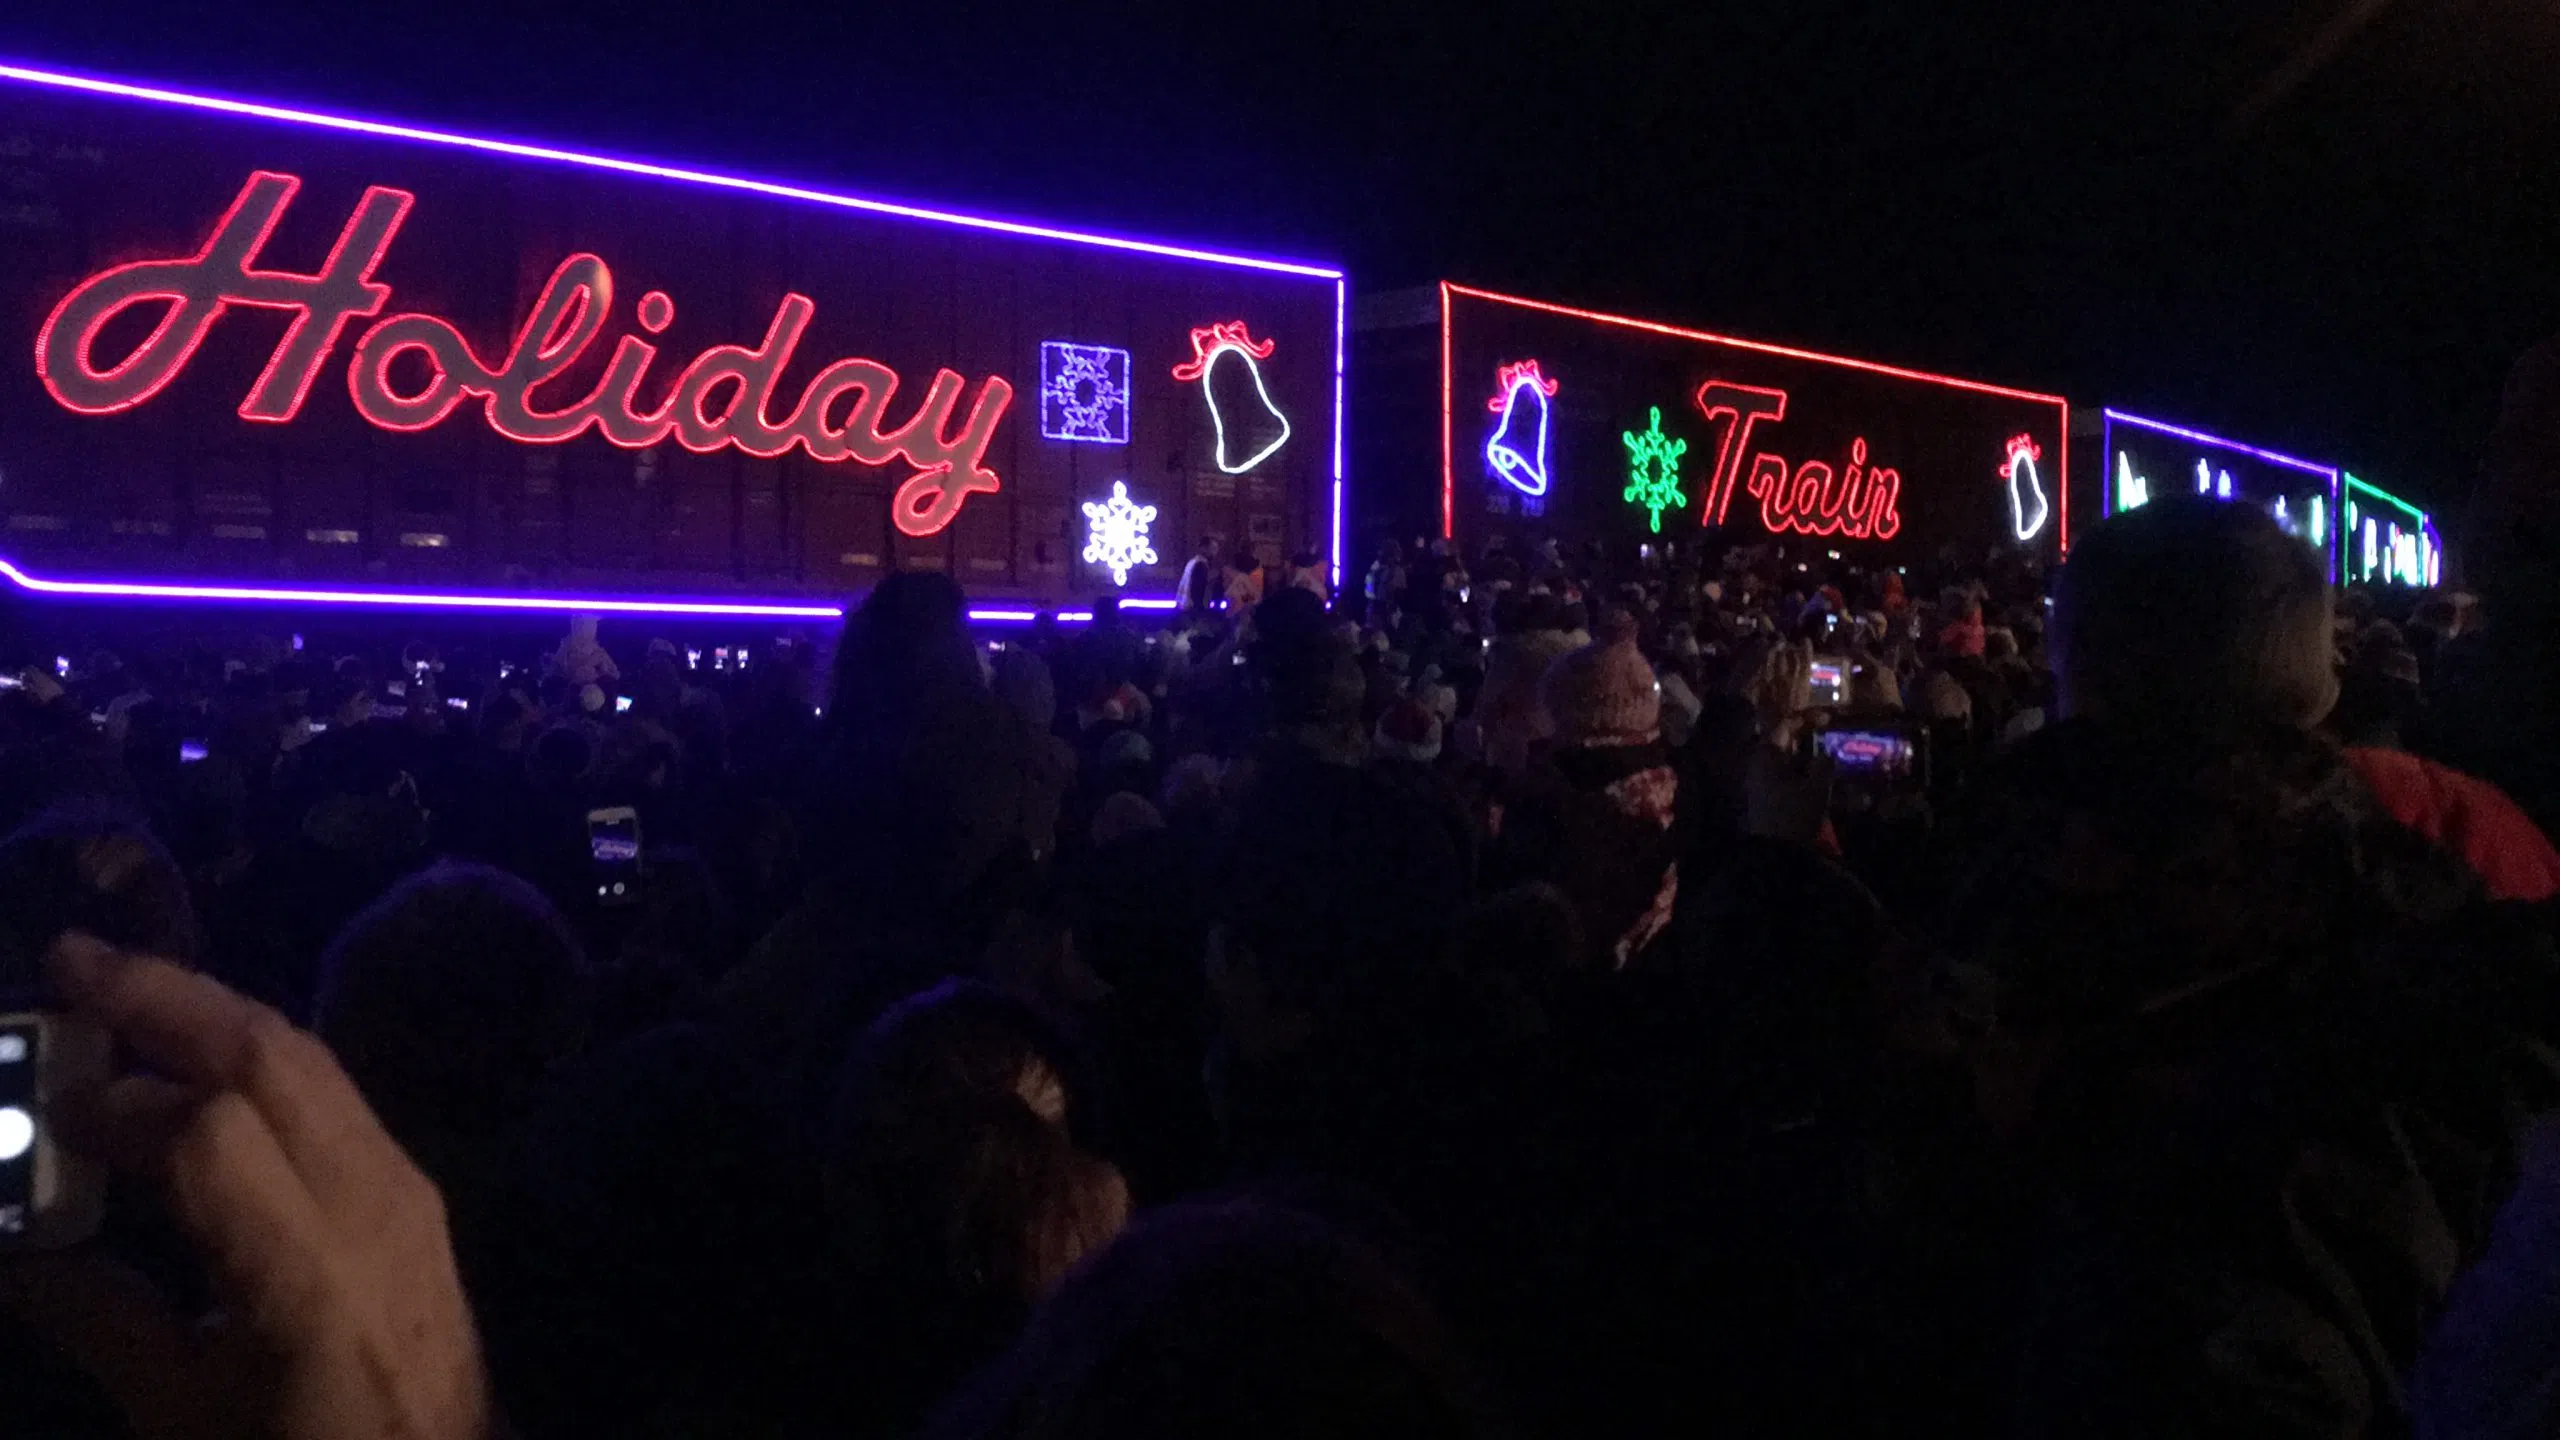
[548,613,621,687]
[1089,790,1166,848]
[1494,612,1679,968]
[1474,602,1579,774]
[1371,697,1444,766]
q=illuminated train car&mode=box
[0,64,1343,626]
[2340,473,2441,589]
[1353,283,2069,566]
[2098,410,2342,583]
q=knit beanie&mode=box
[1372,697,1444,764]
[1097,727,1154,772]
[1540,613,1662,746]
[1090,790,1166,847]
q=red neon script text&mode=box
[1692,379,1901,540]
[36,170,1014,537]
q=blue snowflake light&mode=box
[1040,341,1131,444]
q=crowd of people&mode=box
[3,402,2560,1437]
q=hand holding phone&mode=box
[587,806,642,906]
[1807,655,1850,709]
[0,1009,107,1249]
[16,935,491,1439]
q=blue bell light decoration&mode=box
[1485,359,1559,497]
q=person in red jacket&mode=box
[1937,495,2560,1437]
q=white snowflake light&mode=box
[1080,480,1159,586]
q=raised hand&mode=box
[4,934,492,1440]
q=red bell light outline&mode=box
[2001,433,2050,542]
[1484,359,1559,497]
[1171,320,1290,474]
[1439,283,2068,549]
[35,170,1013,537]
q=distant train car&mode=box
[2097,410,2342,582]
[2341,473,2443,589]
[1354,283,2069,566]
[0,63,1343,624]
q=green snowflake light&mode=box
[1621,406,1689,534]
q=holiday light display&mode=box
[1484,359,1559,497]
[1172,320,1291,474]
[1621,407,1688,533]
[1040,341,1131,443]
[1079,480,1159,586]
[2001,434,2049,541]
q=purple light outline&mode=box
[0,62,1342,280]
[0,554,1170,624]
[0,556,843,617]
[1332,277,1347,588]
[2101,409,2340,480]
[2102,409,2341,583]
[0,60,1342,617]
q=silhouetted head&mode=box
[2053,496,2335,737]
[0,805,199,990]
[924,1197,1508,1440]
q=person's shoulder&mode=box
[2346,746,2560,903]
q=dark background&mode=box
[5,0,2556,519]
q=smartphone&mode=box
[0,674,22,692]
[179,740,208,763]
[1816,727,1917,777]
[586,806,642,906]
[613,694,633,714]
[444,696,470,711]
[714,647,731,671]
[1808,655,1849,708]
[0,1012,109,1250]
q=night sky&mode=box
[6,0,2558,515]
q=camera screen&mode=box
[1807,658,1849,708]
[0,1021,36,1231]
[1818,729,1916,777]
[589,812,641,902]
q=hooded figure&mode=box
[1490,613,1680,968]
[549,614,621,687]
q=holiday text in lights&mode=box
[35,170,1016,537]
[1691,380,1901,540]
